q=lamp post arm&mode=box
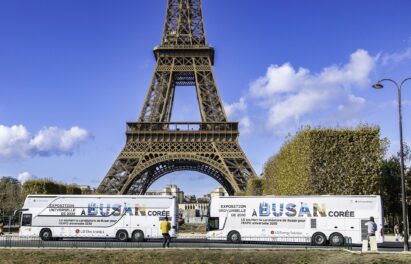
[379,78,400,90]
[400,77,411,89]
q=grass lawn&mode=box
[1,249,411,264]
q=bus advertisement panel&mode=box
[19,195,177,241]
[206,195,383,245]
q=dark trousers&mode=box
[162,233,171,248]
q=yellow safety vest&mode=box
[160,220,171,234]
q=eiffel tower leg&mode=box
[214,142,255,192]
[194,57,227,122]
[139,56,175,122]
[97,156,140,194]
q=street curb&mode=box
[0,247,354,251]
[342,249,411,254]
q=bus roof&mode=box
[26,194,175,199]
[215,195,381,198]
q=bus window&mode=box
[207,217,219,231]
[22,214,32,226]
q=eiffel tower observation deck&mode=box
[97,0,256,195]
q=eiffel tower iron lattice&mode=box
[97,0,256,195]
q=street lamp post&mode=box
[372,77,411,251]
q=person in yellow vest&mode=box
[160,217,171,248]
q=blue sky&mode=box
[1,0,411,196]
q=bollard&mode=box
[361,239,368,252]
[370,236,378,252]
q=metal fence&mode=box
[0,235,352,250]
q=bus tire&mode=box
[329,232,344,246]
[227,231,241,243]
[132,230,144,242]
[40,229,52,241]
[116,230,128,242]
[311,232,327,246]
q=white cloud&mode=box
[337,94,367,120]
[225,97,247,118]
[239,116,251,135]
[224,97,251,134]
[17,171,37,184]
[319,50,374,86]
[245,49,375,133]
[0,125,90,159]
[250,63,308,97]
[30,126,90,156]
[267,88,333,127]
[0,125,32,158]
[381,46,411,65]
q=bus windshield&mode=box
[207,217,219,231]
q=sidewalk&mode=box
[384,234,410,242]
[177,233,206,239]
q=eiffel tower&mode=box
[97,0,256,195]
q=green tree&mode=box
[0,177,24,215]
[380,157,402,225]
[0,176,19,185]
[66,184,82,194]
[246,176,263,196]
[380,137,390,158]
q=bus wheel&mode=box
[116,230,128,242]
[228,231,241,243]
[329,232,344,246]
[132,230,144,242]
[311,232,327,246]
[40,229,52,241]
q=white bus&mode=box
[206,195,384,245]
[19,195,177,241]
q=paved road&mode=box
[1,236,408,252]
[351,241,409,252]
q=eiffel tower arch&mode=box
[97,0,256,195]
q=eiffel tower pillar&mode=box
[97,0,256,195]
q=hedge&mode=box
[263,126,381,195]
[23,179,82,195]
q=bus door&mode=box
[150,217,161,238]
[345,218,360,241]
